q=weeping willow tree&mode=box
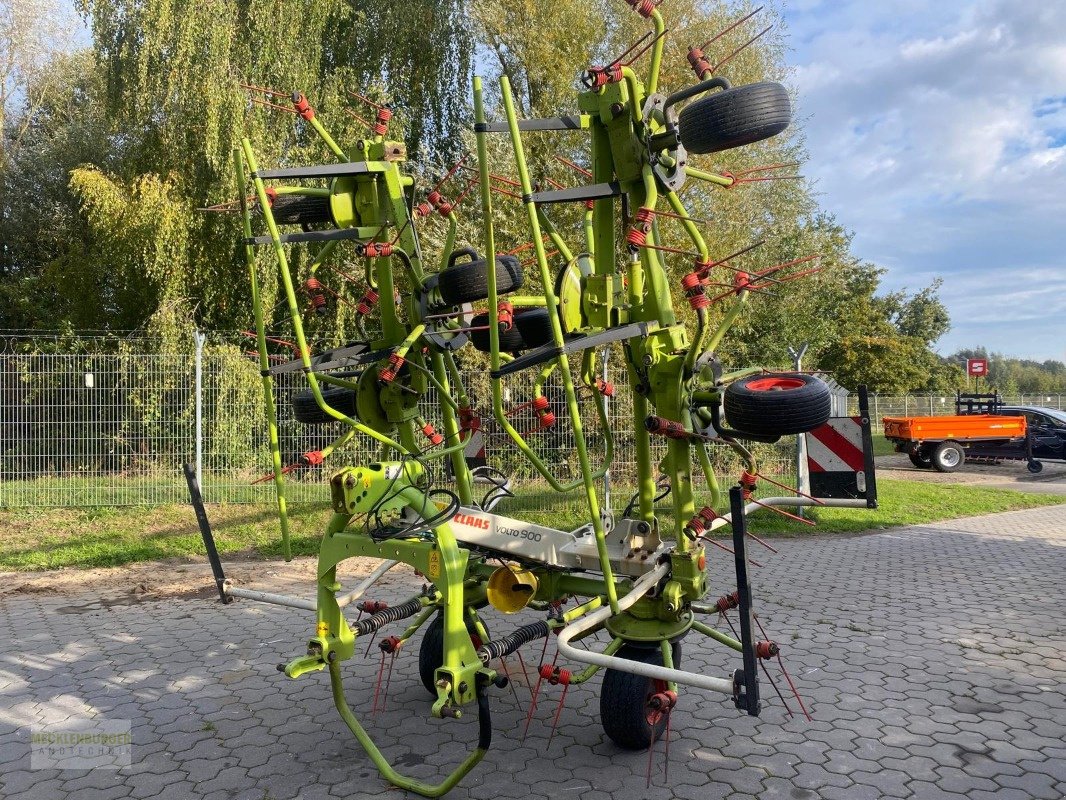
[66,0,472,340]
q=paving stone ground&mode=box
[2,504,1065,800]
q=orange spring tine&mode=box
[759,657,795,718]
[547,683,569,747]
[250,97,297,114]
[735,161,800,177]
[756,472,826,505]
[431,153,472,194]
[344,108,374,129]
[611,29,655,68]
[346,89,387,110]
[756,253,819,278]
[778,653,813,721]
[745,529,779,554]
[554,155,593,178]
[750,497,816,526]
[698,536,763,568]
[621,27,669,67]
[699,5,764,50]
[711,24,773,73]
[239,81,290,98]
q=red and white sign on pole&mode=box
[967,358,988,377]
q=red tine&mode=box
[699,6,764,50]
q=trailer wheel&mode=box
[932,441,964,473]
[1028,460,1044,474]
[723,373,831,436]
[678,81,791,155]
[291,386,357,424]
[908,451,933,469]
[438,253,524,305]
[418,613,487,696]
[600,643,681,751]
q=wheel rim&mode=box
[941,448,961,467]
[746,376,806,392]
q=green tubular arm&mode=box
[443,351,469,408]
[619,67,645,126]
[308,240,340,275]
[694,440,722,506]
[307,115,346,159]
[647,9,666,95]
[272,186,331,197]
[692,620,743,652]
[235,148,292,560]
[583,208,595,257]
[240,139,406,454]
[439,212,458,273]
[428,351,472,504]
[664,190,711,375]
[685,165,736,188]
[533,362,556,400]
[704,292,749,354]
[536,209,575,264]
[507,295,548,307]
[329,663,489,798]
[638,165,677,326]
[498,74,621,615]
[473,78,610,495]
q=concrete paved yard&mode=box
[2,504,1065,800]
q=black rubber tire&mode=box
[1028,460,1044,474]
[908,452,933,469]
[678,82,791,155]
[418,614,487,696]
[269,194,333,225]
[932,441,964,473]
[513,307,555,349]
[600,643,681,751]
[469,312,526,353]
[291,386,357,424]
[438,255,524,305]
[723,373,831,437]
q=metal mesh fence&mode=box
[5,336,1058,512]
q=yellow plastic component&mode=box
[486,566,538,613]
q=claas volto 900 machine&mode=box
[189,2,879,795]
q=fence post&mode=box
[194,330,206,492]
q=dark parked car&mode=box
[998,406,1066,463]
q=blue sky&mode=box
[780,0,1066,362]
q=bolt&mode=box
[327,651,337,662]
[637,522,650,534]
[458,682,468,694]
[345,475,356,489]
[436,678,450,690]
[610,102,624,118]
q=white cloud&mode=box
[783,0,1066,360]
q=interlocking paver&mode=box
[1,503,1064,799]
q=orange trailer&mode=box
[883,414,1027,472]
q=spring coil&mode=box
[353,597,423,637]
[476,620,551,663]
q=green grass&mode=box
[0,479,1060,571]
[871,434,896,457]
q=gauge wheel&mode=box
[678,81,791,155]
[600,642,681,750]
[723,373,831,436]
[418,613,488,696]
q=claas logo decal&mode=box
[452,513,490,530]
